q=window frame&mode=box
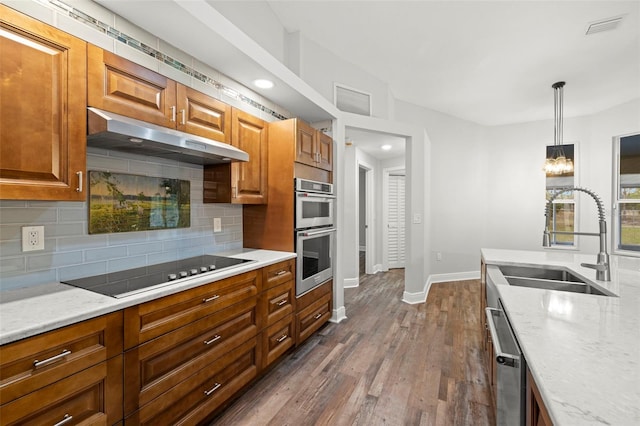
[545,143,579,250]
[612,132,640,256]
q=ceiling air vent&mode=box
[334,84,372,116]
[585,16,623,35]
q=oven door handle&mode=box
[485,307,519,368]
[297,192,336,199]
[299,228,336,237]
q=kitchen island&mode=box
[482,248,640,425]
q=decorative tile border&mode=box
[37,0,288,120]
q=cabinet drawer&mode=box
[261,280,294,327]
[124,270,260,348]
[0,356,123,426]
[261,315,294,369]
[0,312,123,405]
[125,337,259,426]
[124,297,258,414]
[263,259,295,290]
[296,293,332,346]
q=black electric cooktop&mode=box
[62,255,253,298]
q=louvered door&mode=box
[387,174,405,268]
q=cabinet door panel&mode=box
[295,120,316,167]
[0,6,86,200]
[176,85,231,143]
[231,109,268,204]
[87,44,176,128]
[316,131,333,172]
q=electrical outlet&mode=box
[436,252,442,261]
[213,218,222,233]
[22,226,45,252]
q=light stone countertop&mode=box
[0,249,296,346]
[481,248,640,426]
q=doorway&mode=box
[383,168,406,270]
[357,162,374,277]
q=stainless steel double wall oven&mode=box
[294,178,335,296]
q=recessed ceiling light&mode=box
[253,79,274,89]
[381,144,392,151]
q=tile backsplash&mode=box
[0,148,242,291]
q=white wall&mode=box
[292,34,392,120]
[206,1,286,63]
[394,101,485,276]
[483,99,640,259]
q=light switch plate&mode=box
[213,218,222,233]
[22,226,45,252]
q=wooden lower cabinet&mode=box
[295,280,332,346]
[0,352,123,426]
[527,368,553,426]
[125,337,259,426]
[123,297,258,414]
[0,260,320,424]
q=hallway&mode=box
[210,270,494,425]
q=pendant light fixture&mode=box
[543,81,574,175]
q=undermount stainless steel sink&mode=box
[499,265,585,283]
[499,265,614,297]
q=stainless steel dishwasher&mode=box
[485,299,526,426]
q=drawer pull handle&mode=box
[53,414,73,426]
[313,313,322,320]
[277,299,288,306]
[275,270,288,276]
[276,334,288,343]
[204,335,221,345]
[76,171,83,192]
[203,295,220,303]
[180,109,186,125]
[33,349,71,368]
[170,105,177,122]
[204,382,222,396]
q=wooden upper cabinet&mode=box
[316,131,333,172]
[0,5,86,200]
[295,120,317,168]
[295,119,333,172]
[176,85,231,143]
[88,44,176,128]
[204,109,268,204]
[232,109,268,204]
[88,45,233,146]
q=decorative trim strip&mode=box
[37,0,288,120]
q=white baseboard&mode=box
[343,277,359,288]
[401,271,479,305]
[330,305,347,323]
[429,270,480,283]
[373,264,383,274]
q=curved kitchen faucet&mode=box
[543,186,611,281]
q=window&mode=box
[614,133,640,253]
[545,144,575,246]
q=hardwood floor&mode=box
[209,269,494,425]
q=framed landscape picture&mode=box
[89,171,190,234]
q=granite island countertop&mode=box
[481,248,640,426]
[0,249,296,346]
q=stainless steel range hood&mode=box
[87,107,249,165]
